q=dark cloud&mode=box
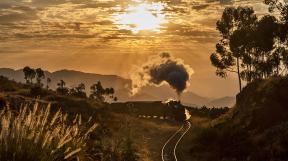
[192,4,210,10]
[206,0,234,4]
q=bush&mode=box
[120,136,139,161]
[0,76,17,92]
[29,85,49,97]
[0,103,97,161]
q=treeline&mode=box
[22,66,117,102]
[189,106,229,119]
[210,2,288,91]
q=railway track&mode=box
[161,121,191,161]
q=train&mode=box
[109,100,186,122]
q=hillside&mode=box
[187,76,288,161]
[0,75,181,161]
[0,68,233,107]
[233,77,288,130]
[0,68,130,91]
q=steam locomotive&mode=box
[109,100,187,122]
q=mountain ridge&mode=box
[0,68,235,107]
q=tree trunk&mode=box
[237,57,242,92]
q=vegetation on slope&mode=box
[0,103,97,161]
[188,76,288,161]
[234,76,288,130]
[0,74,143,161]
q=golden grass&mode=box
[0,102,97,161]
[108,113,179,161]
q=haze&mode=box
[0,0,268,98]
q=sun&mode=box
[114,2,166,34]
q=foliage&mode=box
[189,106,229,119]
[90,81,116,102]
[0,103,97,161]
[30,85,48,97]
[23,66,36,84]
[211,6,257,91]
[0,76,17,92]
[120,136,139,161]
[46,77,51,89]
[56,80,69,95]
[35,68,45,86]
[23,67,46,86]
[21,66,117,103]
[211,5,288,91]
[69,83,87,98]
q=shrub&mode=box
[0,76,17,92]
[0,103,97,161]
[120,136,139,161]
[29,85,49,97]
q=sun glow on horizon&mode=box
[114,2,166,34]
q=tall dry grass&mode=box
[0,102,97,161]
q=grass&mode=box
[0,102,97,161]
[107,112,179,161]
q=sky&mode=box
[0,0,269,98]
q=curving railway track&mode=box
[161,121,191,161]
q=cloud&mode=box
[192,4,210,10]
[130,53,194,95]
[0,4,39,23]
[0,0,265,42]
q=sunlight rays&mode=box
[114,2,166,34]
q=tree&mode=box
[56,80,68,95]
[35,68,45,86]
[69,83,86,98]
[90,81,115,102]
[90,81,105,102]
[210,3,288,93]
[253,15,278,78]
[76,83,85,91]
[281,48,288,73]
[229,15,279,81]
[210,7,257,92]
[46,77,51,89]
[23,66,36,84]
[23,66,30,84]
[264,0,288,22]
[229,27,255,82]
[264,0,288,75]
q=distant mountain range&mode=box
[206,96,236,108]
[0,68,235,107]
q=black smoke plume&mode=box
[130,53,194,95]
